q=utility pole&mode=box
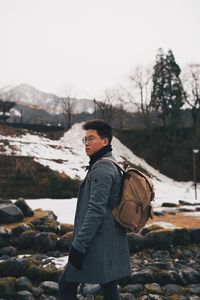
[193,149,199,200]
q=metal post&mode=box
[193,149,199,200]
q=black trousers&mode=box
[58,272,120,300]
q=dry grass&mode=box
[148,211,200,228]
[0,209,49,229]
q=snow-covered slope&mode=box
[0,123,199,204]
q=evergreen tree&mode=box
[151,48,186,128]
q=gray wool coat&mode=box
[64,152,131,284]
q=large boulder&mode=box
[0,203,24,224]
[15,198,34,217]
[190,228,200,244]
[57,232,73,251]
[16,276,33,292]
[14,290,35,300]
[34,232,58,252]
[128,233,146,253]
[0,257,31,277]
[144,229,174,249]
[27,264,61,282]
[172,228,190,246]
[18,230,37,249]
[40,281,58,296]
[0,277,16,298]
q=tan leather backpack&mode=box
[103,158,155,232]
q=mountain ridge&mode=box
[0,83,95,114]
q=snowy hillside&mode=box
[0,123,199,205]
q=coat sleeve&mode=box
[72,160,115,253]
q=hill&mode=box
[0,83,95,114]
[0,123,199,202]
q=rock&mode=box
[15,198,34,217]
[14,290,35,300]
[140,224,164,236]
[144,283,163,295]
[0,246,17,257]
[0,226,12,237]
[179,200,194,206]
[121,284,144,296]
[41,296,57,300]
[189,296,200,300]
[58,231,73,251]
[34,232,58,252]
[119,293,135,299]
[13,223,33,237]
[151,250,170,259]
[43,210,58,221]
[82,284,102,296]
[137,296,148,300]
[42,219,60,234]
[131,270,154,284]
[154,270,178,285]
[93,296,103,300]
[27,264,61,282]
[153,211,166,216]
[163,284,187,296]
[0,257,29,277]
[0,237,8,248]
[18,230,37,249]
[172,228,190,246]
[178,267,200,285]
[16,276,33,292]
[0,277,16,298]
[161,202,179,207]
[188,284,200,295]
[30,286,43,298]
[179,208,194,212]
[148,295,163,300]
[60,223,74,235]
[0,203,24,224]
[83,295,95,300]
[190,228,200,244]
[144,229,174,249]
[40,281,58,296]
[128,233,146,253]
[31,218,43,227]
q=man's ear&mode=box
[103,138,109,146]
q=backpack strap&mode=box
[101,157,125,174]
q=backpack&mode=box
[102,158,155,232]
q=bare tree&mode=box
[61,96,75,129]
[94,88,118,125]
[182,64,200,131]
[129,65,153,128]
[55,88,76,129]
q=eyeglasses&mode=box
[82,136,96,145]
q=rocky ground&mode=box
[1,199,200,299]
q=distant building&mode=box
[0,99,16,122]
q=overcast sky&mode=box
[0,0,200,98]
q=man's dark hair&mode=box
[83,119,113,143]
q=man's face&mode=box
[83,129,109,157]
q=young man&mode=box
[59,119,131,300]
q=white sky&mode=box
[0,0,200,98]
